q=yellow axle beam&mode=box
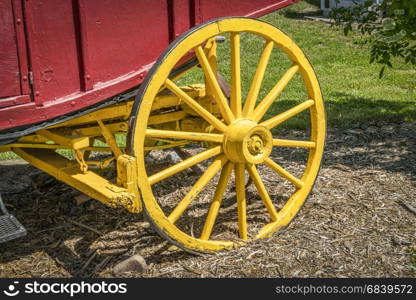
[13,148,140,212]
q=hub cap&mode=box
[223,119,273,164]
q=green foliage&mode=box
[331,0,416,77]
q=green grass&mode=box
[262,1,416,128]
[177,0,415,130]
[1,0,415,160]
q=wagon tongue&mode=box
[0,194,26,243]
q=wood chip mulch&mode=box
[0,121,415,278]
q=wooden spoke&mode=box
[261,99,315,129]
[264,158,303,188]
[146,129,223,143]
[165,79,227,132]
[242,40,274,117]
[273,138,316,149]
[168,155,227,223]
[204,38,218,98]
[148,146,222,185]
[235,163,248,240]
[246,164,278,221]
[144,141,188,151]
[200,161,234,240]
[230,32,242,118]
[195,46,235,124]
[253,64,299,121]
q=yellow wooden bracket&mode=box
[97,119,123,158]
[48,101,134,129]
[37,129,89,150]
[14,148,136,210]
[117,154,142,213]
[204,38,218,98]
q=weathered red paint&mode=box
[0,0,30,106]
[0,0,301,132]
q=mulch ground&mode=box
[0,121,415,278]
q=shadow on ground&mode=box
[0,114,415,277]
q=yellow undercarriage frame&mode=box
[0,86,209,214]
[129,18,326,253]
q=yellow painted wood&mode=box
[200,161,234,240]
[47,89,202,130]
[148,146,222,185]
[235,163,248,240]
[16,134,49,144]
[273,139,316,148]
[264,157,303,188]
[246,164,278,221]
[97,119,123,158]
[48,101,133,128]
[116,155,142,213]
[261,99,315,129]
[144,141,188,151]
[203,38,218,100]
[14,148,137,212]
[37,129,89,150]
[145,129,223,143]
[230,32,242,118]
[148,111,188,126]
[165,78,227,132]
[131,18,326,253]
[195,46,234,124]
[0,147,10,153]
[4,143,117,152]
[242,40,274,117]
[73,122,128,137]
[168,155,227,223]
[253,64,299,121]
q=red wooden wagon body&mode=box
[0,0,300,136]
[0,0,327,254]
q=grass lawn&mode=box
[175,0,415,130]
[262,0,416,128]
[1,0,415,161]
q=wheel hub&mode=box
[223,119,272,164]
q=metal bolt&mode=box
[22,75,28,81]
[16,18,21,24]
[35,91,40,96]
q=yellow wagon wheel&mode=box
[128,17,326,253]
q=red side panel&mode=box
[24,0,82,105]
[0,0,21,99]
[169,0,192,39]
[23,0,170,106]
[0,0,298,132]
[78,0,170,89]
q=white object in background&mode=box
[320,0,382,17]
